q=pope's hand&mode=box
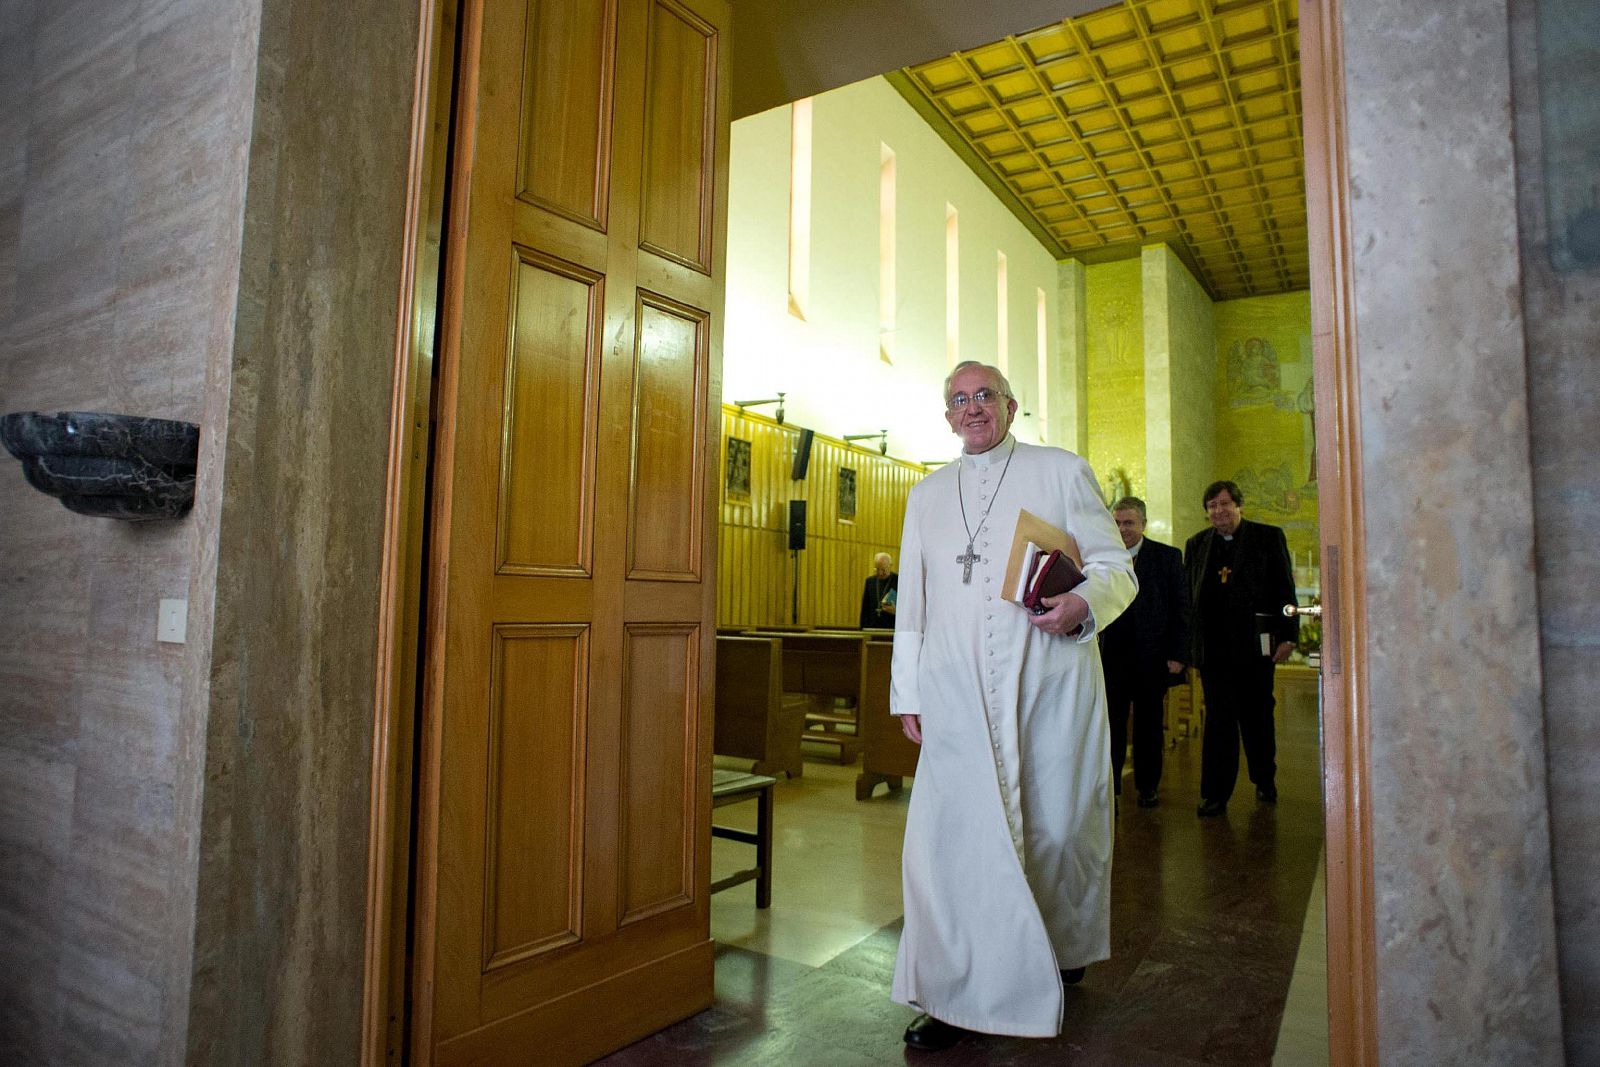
[1027,591,1090,636]
[900,714,922,744]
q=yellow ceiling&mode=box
[902,0,1306,300]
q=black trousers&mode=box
[1198,653,1278,803]
[1105,667,1167,795]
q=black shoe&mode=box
[1256,785,1278,804]
[1061,966,1086,985]
[1197,798,1227,817]
[1136,791,1159,808]
[904,1013,969,1051]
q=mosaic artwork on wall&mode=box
[838,466,857,521]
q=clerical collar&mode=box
[962,434,1015,469]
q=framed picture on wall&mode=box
[725,436,751,502]
[838,467,857,522]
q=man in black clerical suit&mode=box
[1100,496,1190,809]
[860,552,898,629]
[1184,480,1298,817]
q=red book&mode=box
[1021,548,1086,614]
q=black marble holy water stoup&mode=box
[0,411,199,520]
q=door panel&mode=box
[618,624,698,924]
[483,624,588,969]
[639,0,717,270]
[496,250,603,577]
[629,293,707,580]
[517,0,617,227]
[417,0,728,1060]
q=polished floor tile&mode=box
[603,672,1327,1065]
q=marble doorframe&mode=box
[1300,1,1378,1062]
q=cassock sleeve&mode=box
[1062,455,1137,643]
[889,484,926,716]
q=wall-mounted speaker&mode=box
[787,499,807,550]
[791,428,814,480]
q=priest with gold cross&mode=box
[1183,479,1299,818]
[890,360,1137,1051]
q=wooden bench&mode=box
[855,640,920,799]
[710,768,775,908]
[714,635,804,779]
[750,632,868,764]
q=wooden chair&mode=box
[710,768,775,908]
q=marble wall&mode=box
[1084,258,1146,505]
[1340,0,1565,1060]
[1508,0,1600,1060]
[182,0,421,1062]
[0,0,420,1061]
[1142,244,1216,548]
[0,0,261,1061]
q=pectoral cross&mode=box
[1219,566,1232,584]
[956,542,982,584]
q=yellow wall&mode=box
[718,406,927,628]
[1213,292,1318,586]
[1144,244,1218,549]
[1084,258,1145,505]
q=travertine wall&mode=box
[1508,0,1600,1060]
[0,0,419,1062]
[183,0,420,1061]
[1340,0,1565,1060]
[0,0,260,1061]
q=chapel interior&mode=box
[2,0,1590,1061]
[644,0,1331,1061]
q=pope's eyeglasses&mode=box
[946,388,1006,411]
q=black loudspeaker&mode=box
[787,500,807,550]
[791,428,814,480]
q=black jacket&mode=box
[1100,537,1190,686]
[860,572,898,629]
[1183,519,1298,668]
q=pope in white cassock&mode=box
[892,361,1137,1052]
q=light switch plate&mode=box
[158,598,188,644]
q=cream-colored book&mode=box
[1000,509,1083,606]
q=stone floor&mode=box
[601,671,1327,1065]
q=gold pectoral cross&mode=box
[1219,565,1232,584]
[957,543,981,584]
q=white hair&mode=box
[943,360,1013,402]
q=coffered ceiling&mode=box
[897,0,1307,300]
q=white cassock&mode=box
[889,435,1136,1037]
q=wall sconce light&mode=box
[844,429,889,455]
[733,391,785,424]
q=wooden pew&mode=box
[856,639,920,798]
[714,635,804,779]
[743,631,867,764]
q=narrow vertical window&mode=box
[879,144,896,363]
[945,204,959,366]
[1036,287,1049,441]
[996,251,1009,374]
[788,98,813,320]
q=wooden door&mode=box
[414,0,728,1061]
